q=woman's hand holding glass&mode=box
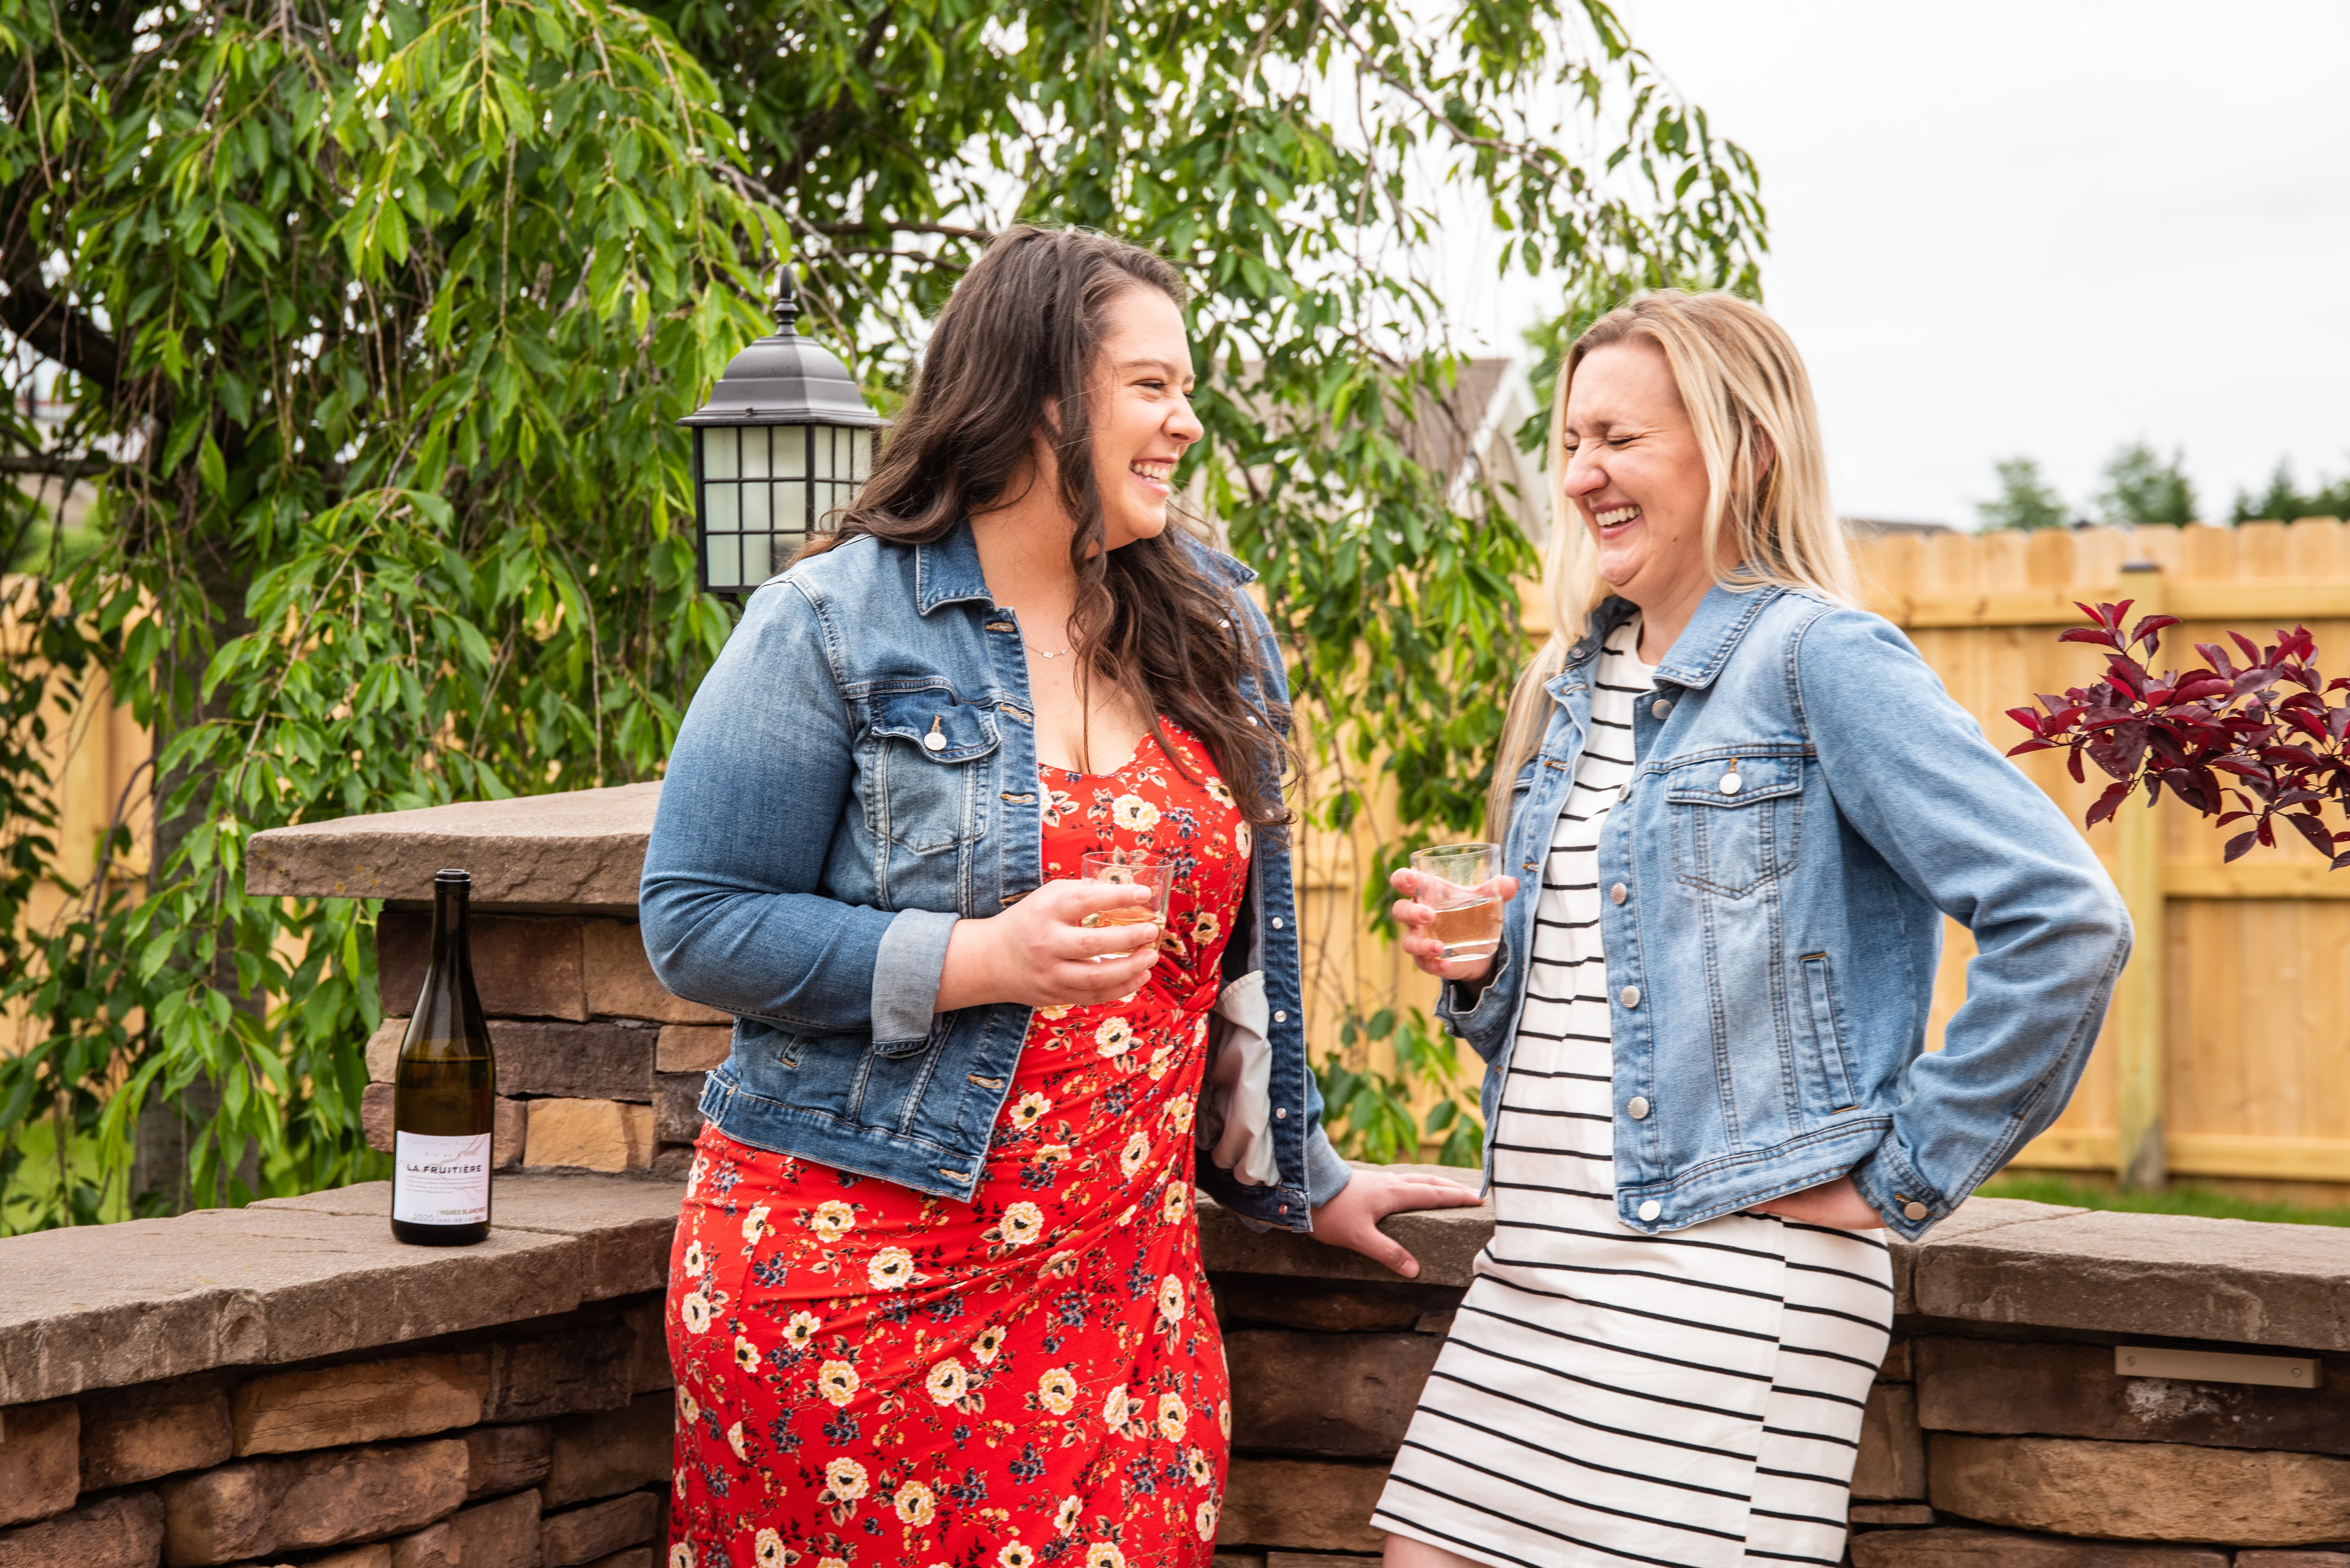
[1390,867,1520,985]
[935,879,1163,1012]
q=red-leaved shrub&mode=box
[2005,600,2349,869]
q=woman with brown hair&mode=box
[640,225,1477,1568]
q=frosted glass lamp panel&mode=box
[702,428,738,480]
[741,481,771,532]
[776,482,807,535]
[741,427,771,479]
[849,427,872,480]
[741,532,772,584]
[707,535,742,592]
[776,426,807,479]
[704,482,740,531]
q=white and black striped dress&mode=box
[1372,616,1895,1568]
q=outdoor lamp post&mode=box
[679,270,884,594]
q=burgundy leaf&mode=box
[2196,643,2238,679]
[2067,747,2085,784]
[2225,830,2259,863]
[2006,706,2046,736]
[2060,627,2120,650]
[2085,780,2133,827]
[2230,630,2263,667]
[2007,739,2054,757]
[2130,613,2182,651]
[2288,812,2336,856]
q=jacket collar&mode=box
[913,520,994,614]
[914,519,1259,614]
[1556,581,1786,693]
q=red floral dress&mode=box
[666,721,1250,1568]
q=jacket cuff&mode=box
[1303,1126,1354,1207]
[1434,937,1515,1048]
[1848,1136,1947,1240]
[871,908,959,1047]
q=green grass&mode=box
[1977,1173,2350,1228]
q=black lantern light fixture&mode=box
[679,269,885,594]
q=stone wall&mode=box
[12,1172,2350,1567]
[358,907,725,1179]
[0,1177,681,1568]
[7,785,2347,1568]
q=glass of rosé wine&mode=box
[1407,842,1506,960]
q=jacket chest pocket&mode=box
[865,687,1000,854]
[1666,752,1804,898]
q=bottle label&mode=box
[393,1131,492,1225]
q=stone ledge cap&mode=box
[1909,1203,2350,1351]
[0,1174,687,1406]
[245,781,660,911]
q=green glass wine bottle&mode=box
[391,869,496,1245]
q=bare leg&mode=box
[1384,1533,1486,1568]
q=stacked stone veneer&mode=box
[0,1177,682,1568]
[7,784,2350,1568]
[358,909,724,1180]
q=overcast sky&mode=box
[1439,0,2350,529]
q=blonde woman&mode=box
[1372,293,2131,1568]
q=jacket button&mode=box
[923,731,947,752]
[1273,1010,1287,1023]
[1609,883,1627,905]
[1903,1201,1929,1222]
[1619,986,1640,1008]
[1270,917,1284,929]
[1720,769,1742,794]
[1278,1203,1288,1214]
[1651,698,1672,719]
[1637,1200,1662,1222]
[1275,1107,1287,1120]
[1627,1096,1649,1120]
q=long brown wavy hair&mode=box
[804,225,1293,833]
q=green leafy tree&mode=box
[1975,457,2070,532]
[2097,441,2198,527]
[0,0,774,1226]
[0,0,1762,1215]
[2232,459,2350,524]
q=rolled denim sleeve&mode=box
[640,578,953,1038]
[1796,609,2132,1237]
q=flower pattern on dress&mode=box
[668,721,1250,1566]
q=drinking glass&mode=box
[1408,842,1505,960]
[1080,850,1176,950]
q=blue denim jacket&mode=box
[639,520,1351,1231]
[1444,585,2132,1240]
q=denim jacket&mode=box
[639,520,1351,1231]
[1443,585,2132,1240]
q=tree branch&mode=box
[0,449,114,477]
[0,275,120,394]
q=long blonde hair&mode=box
[1486,290,1858,836]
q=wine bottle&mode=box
[391,869,496,1245]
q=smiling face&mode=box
[1559,339,1723,611]
[1085,285,1203,550]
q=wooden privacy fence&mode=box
[1858,520,2350,1192]
[1301,520,2350,1193]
